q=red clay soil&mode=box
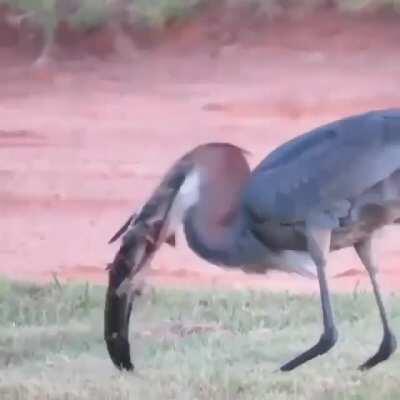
[1,11,400,294]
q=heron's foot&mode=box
[280,327,338,372]
[359,331,397,371]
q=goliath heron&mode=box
[105,108,399,372]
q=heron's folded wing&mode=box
[243,110,400,225]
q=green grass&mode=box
[0,277,399,399]
[2,0,400,34]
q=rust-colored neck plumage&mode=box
[183,143,253,266]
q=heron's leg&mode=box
[354,239,397,370]
[280,226,338,371]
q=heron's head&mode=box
[105,219,162,372]
[107,219,164,291]
[107,142,251,287]
[104,142,252,371]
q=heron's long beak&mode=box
[104,241,150,371]
[104,218,168,371]
[104,160,186,370]
[104,279,134,370]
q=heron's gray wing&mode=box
[243,109,400,226]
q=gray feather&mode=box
[244,109,400,224]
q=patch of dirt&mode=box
[1,6,400,61]
[1,11,400,294]
[0,129,47,148]
[0,5,19,47]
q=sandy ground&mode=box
[1,13,400,294]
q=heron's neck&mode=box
[173,143,268,267]
[183,171,266,267]
[183,204,243,266]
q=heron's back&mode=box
[244,109,400,224]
